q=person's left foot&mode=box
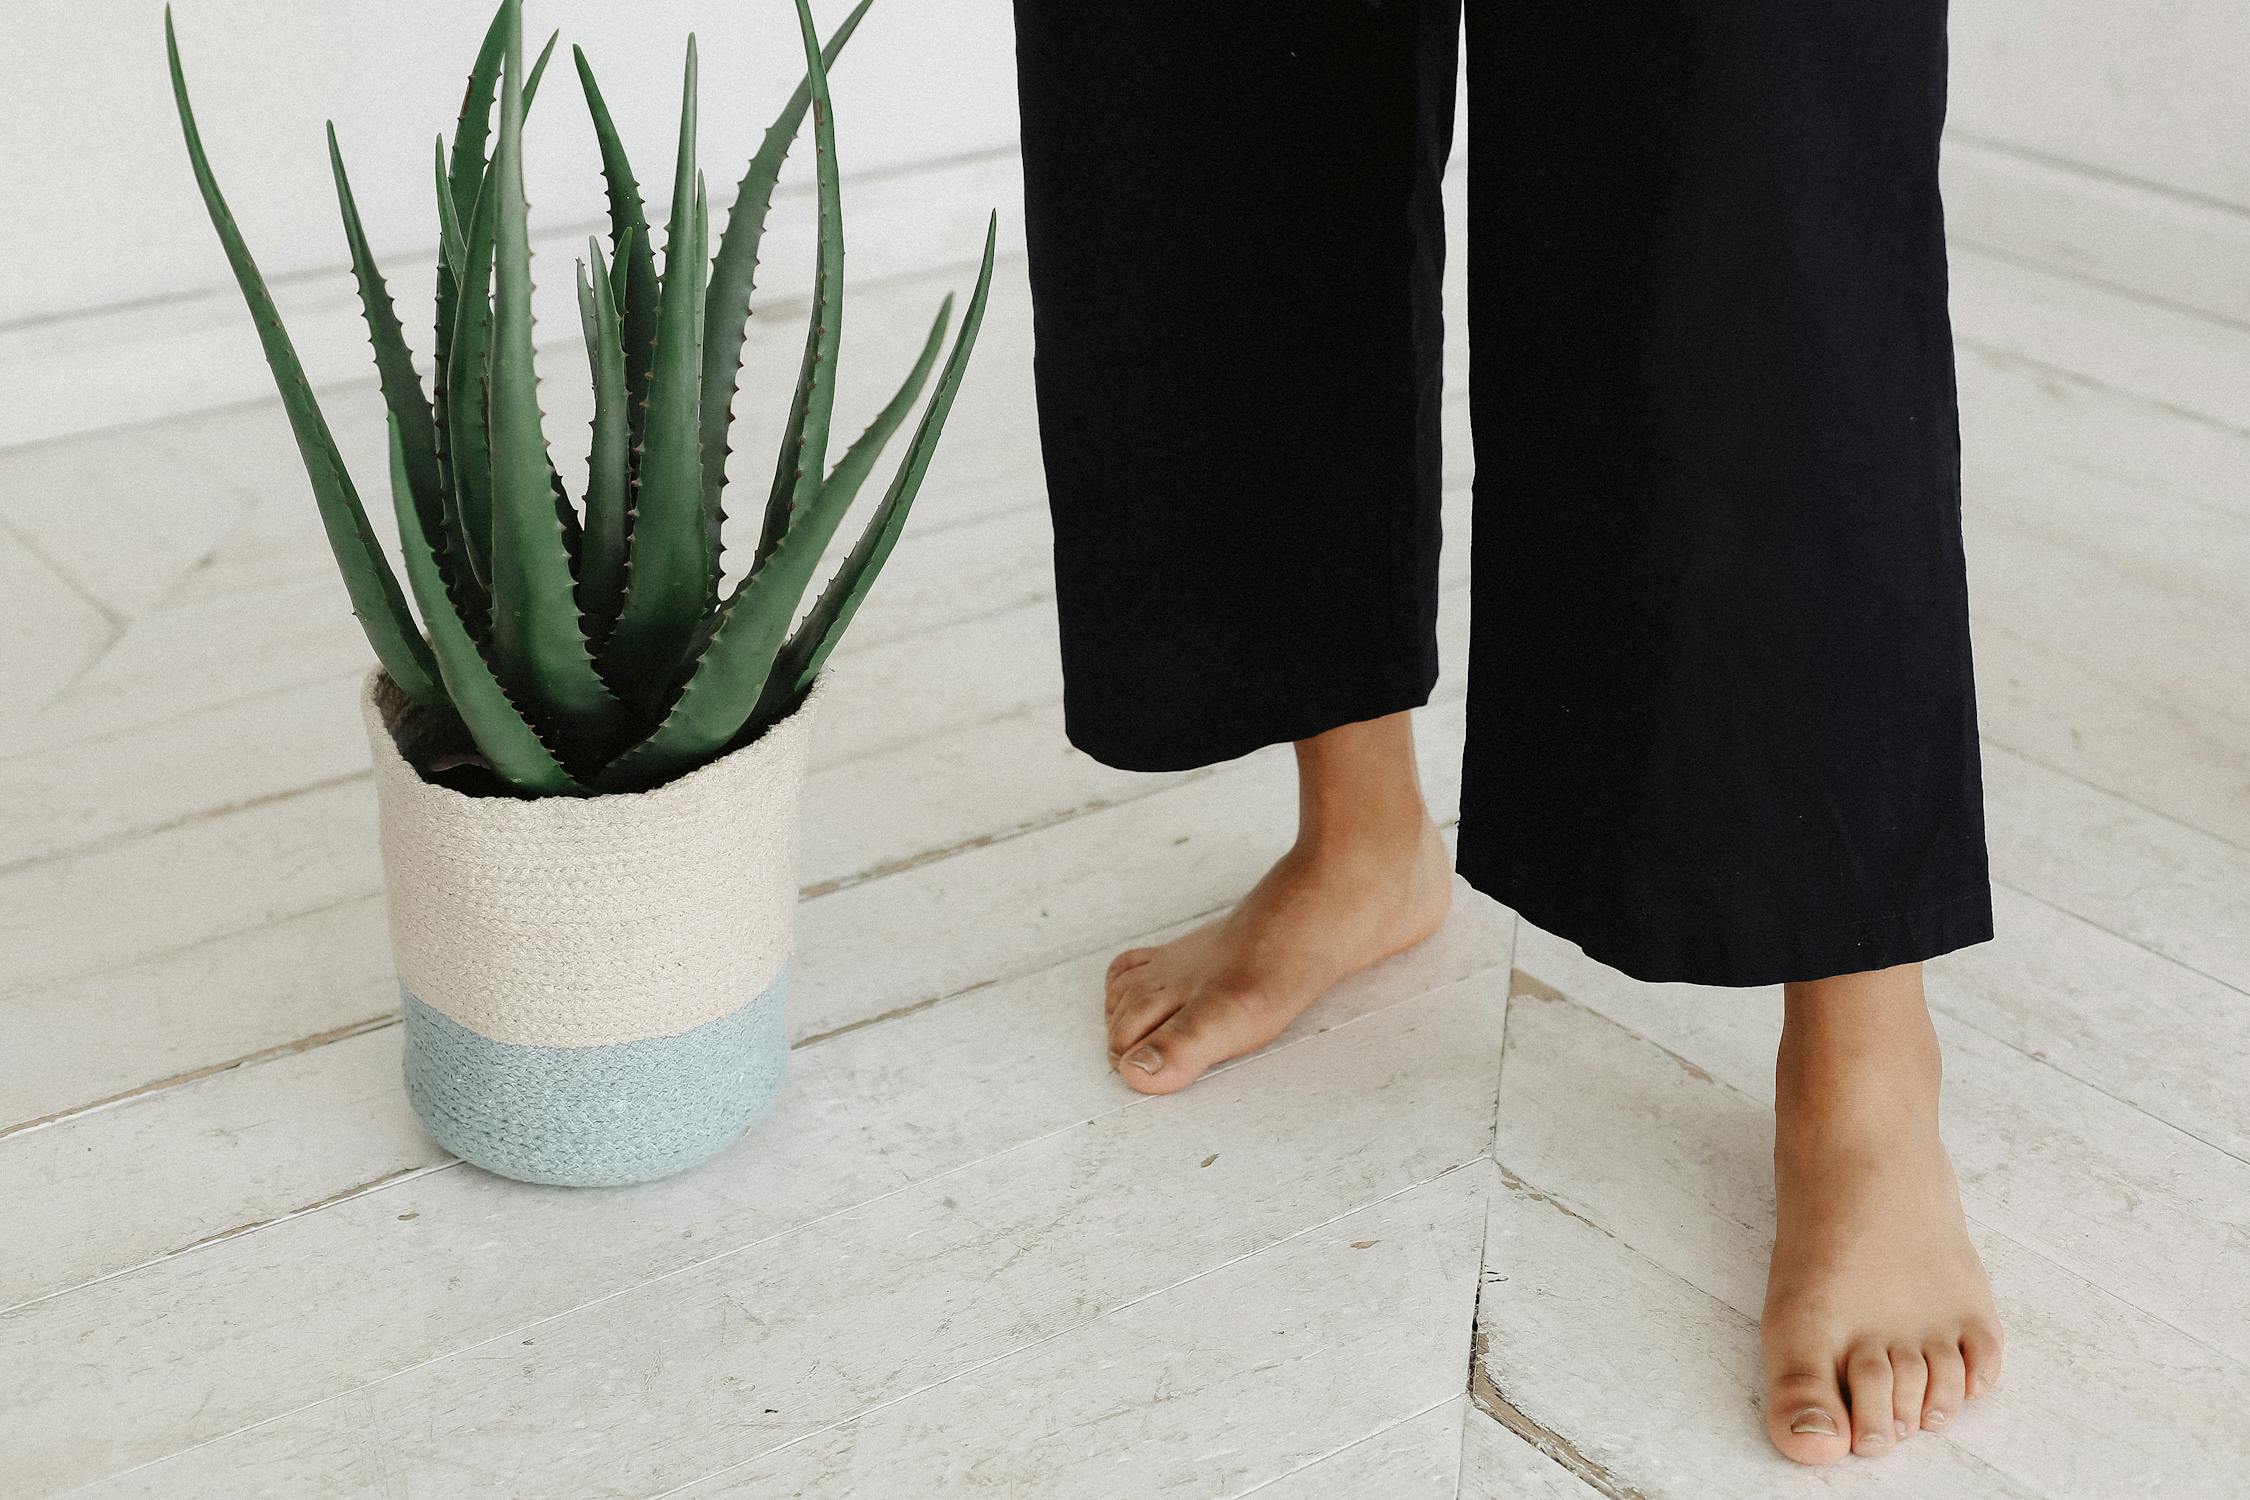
[1102,817,1454,1095]
[1762,964,2005,1465]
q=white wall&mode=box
[0,0,1020,328]
[5,1,2242,335]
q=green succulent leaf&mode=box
[387,414,582,793]
[438,15,554,360]
[327,126,447,579]
[487,0,619,752]
[600,36,709,694]
[572,47,662,455]
[601,252,955,791]
[433,5,507,497]
[446,7,508,212]
[576,232,631,638]
[753,0,848,575]
[700,0,872,545]
[434,136,467,281]
[433,10,561,624]
[429,134,481,632]
[523,27,558,110]
[166,8,443,708]
[445,172,498,592]
[766,214,998,716]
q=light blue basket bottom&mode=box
[400,968,789,1188]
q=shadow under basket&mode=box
[362,673,820,1187]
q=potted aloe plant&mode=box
[167,0,996,1186]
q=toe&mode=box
[1106,985,1178,1061]
[1114,1007,1236,1096]
[1765,1368,1851,1467]
[1106,947,1155,986]
[1846,1345,1897,1457]
[1922,1340,1967,1432]
[1104,950,1158,1017]
[1962,1321,2005,1400]
[1888,1347,1928,1439]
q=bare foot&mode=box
[1762,963,2004,1464]
[1102,711,1452,1095]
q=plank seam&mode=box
[1501,979,2250,1378]
[0,1159,453,1318]
[72,1021,1499,1493]
[1221,1394,1463,1500]
[12,886,1502,1313]
[1465,1157,1639,1499]
[1950,213,2250,341]
[642,1158,1499,1500]
[0,1010,398,1141]
[1955,329,2250,445]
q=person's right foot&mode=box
[1761,966,2004,1464]
[1102,817,1453,1095]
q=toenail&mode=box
[1787,1408,1836,1436]
[1123,1046,1162,1075]
[1894,1420,1909,1440]
[1857,1432,1890,1452]
[1925,1409,1949,1427]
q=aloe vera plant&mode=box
[167,0,996,794]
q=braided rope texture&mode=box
[400,972,788,1186]
[362,675,818,1048]
[362,672,819,1187]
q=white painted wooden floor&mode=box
[4,170,2249,1497]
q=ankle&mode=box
[1290,711,1431,853]
[1777,965,1943,1117]
[1291,808,1438,869]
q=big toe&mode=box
[1765,1366,1851,1467]
[1114,1005,1246,1096]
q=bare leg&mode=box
[1103,711,1454,1094]
[1762,962,2005,1464]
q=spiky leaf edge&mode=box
[597,36,708,697]
[764,214,998,720]
[165,8,442,707]
[698,0,873,586]
[597,282,950,790]
[576,232,632,638]
[571,47,662,457]
[328,128,452,598]
[433,11,556,610]
[751,0,847,575]
[445,173,499,591]
[485,0,621,757]
[386,415,582,793]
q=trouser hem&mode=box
[1458,846,1995,988]
[1062,659,1442,774]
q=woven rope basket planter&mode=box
[362,672,819,1187]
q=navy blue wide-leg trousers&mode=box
[1008,0,1993,986]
